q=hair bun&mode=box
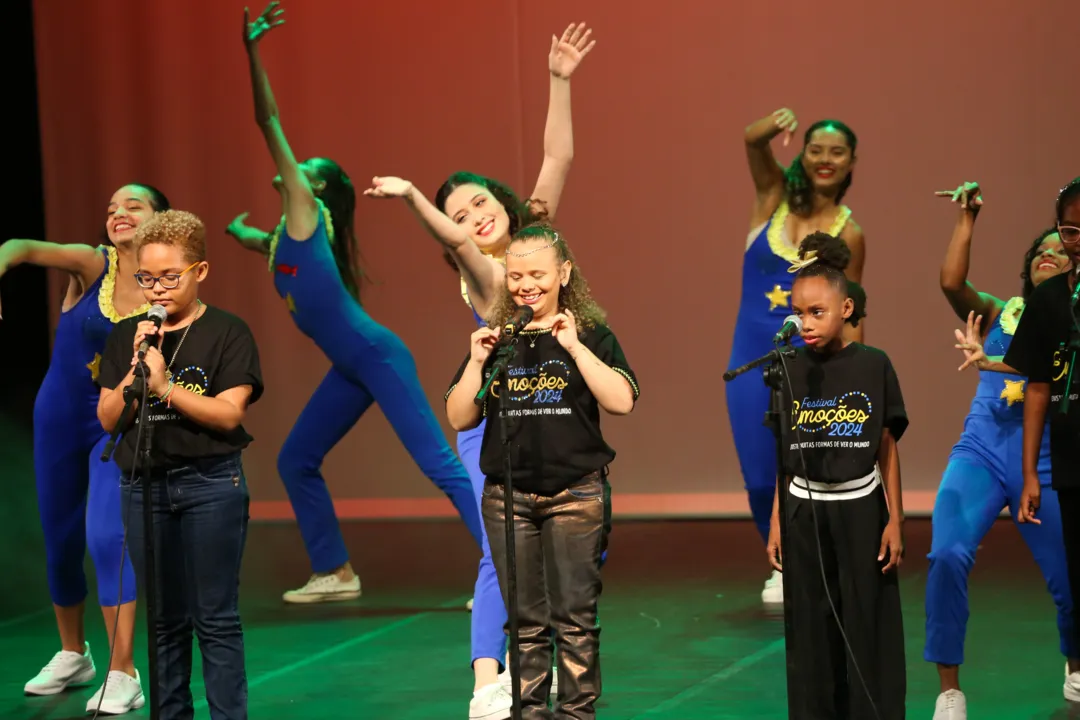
[798,231,851,272]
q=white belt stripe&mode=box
[789,467,880,501]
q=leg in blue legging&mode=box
[1007,484,1078,659]
[335,327,484,548]
[279,367,374,572]
[87,435,137,608]
[924,451,1007,666]
[460,422,508,669]
[724,368,776,544]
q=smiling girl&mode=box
[1,182,169,713]
[926,181,1076,720]
[728,110,867,605]
[444,223,637,719]
[766,232,906,720]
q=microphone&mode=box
[138,304,169,359]
[773,314,803,345]
[502,304,534,339]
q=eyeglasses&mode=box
[1059,224,1080,246]
[134,262,200,289]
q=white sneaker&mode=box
[499,655,558,697]
[282,573,361,604]
[85,670,145,715]
[932,689,966,719]
[761,569,784,605]
[1064,662,1080,702]
[469,682,512,720]
[466,598,474,611]
[24,642,96,696]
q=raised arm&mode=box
[0,240,105,318]
[936,181,1002,331]
[225,212,272,256]
[526,23,596,221]
[745,109,798,227]
[365,177,502,311]
[244,2,318,241]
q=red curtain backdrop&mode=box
[32,0,1077,519]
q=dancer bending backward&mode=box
[364,23,595,720]
[926,180,1077,720]
[0,184,168,713]
[727,108,866,605]
[226,2,483,602]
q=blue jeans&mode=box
[121,453,250,720]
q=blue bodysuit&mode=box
[271,205,483,572]
[725,200,850,543]
[924,298,1076,665]
[35,246,142,607]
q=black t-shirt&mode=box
[446,324,639,495]
[1003,272,1080,488]
[780,343,907,483]
[99,305,264,471]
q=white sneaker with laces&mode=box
[932,689,966,720]
[761,569,784,604]
[469,682,512,720]
[1064,662,1080,702]
[85,670,145,715]
[24,642,96,696]
[282,573,361,604]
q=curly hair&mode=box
[1020,227,1065,299]
[793,231,866,327]
[485,223,606,334]
[784,120,858,217]
[135,209,206,263]
[1058,177,1080,223]
[434,171,549,271]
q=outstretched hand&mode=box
[549,22,596,79]
[363,176,414,200]
[244,1,285,47]
[953,311,986,371]
[935,181,983,212]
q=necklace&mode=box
[164,301,204,383]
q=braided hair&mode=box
[793,232,866,327]
[784,120,858,217]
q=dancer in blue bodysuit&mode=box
[0,183,167,713]
[226,3,483,605]
[726,108,866,604]
[926,181,1077,719]
[364,22,596,719]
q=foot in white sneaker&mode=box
[761,569,784,605]
[282,573,362,604]
[932,689,966,720]
[85,670,145,715]
[466,598,474,611]
[469,682,512,720]
[1064,662,1080,702]
[24,642,96,696]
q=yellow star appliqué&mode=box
[86,353,102,382]
[285,293,297,313]
[1000,379,1026,406]
[765,284,791,311]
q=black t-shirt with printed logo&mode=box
[780,343,907,483]
[99,305,264,471]
[1002,272,1080,489]
[446,324,639,495]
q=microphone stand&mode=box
[101,358,160,720]
[723,338,798,719]
[475,337,523,720]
